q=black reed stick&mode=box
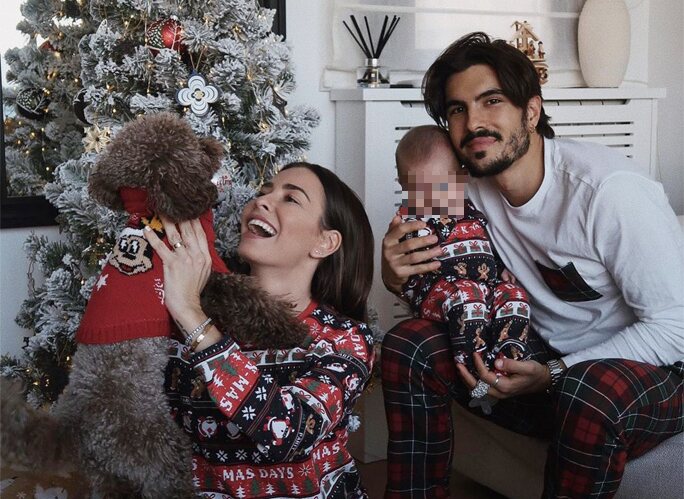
[375,15,393,56]
[376,15,389,57]
[387,16,400,41]
[344,14,400,60]
[364,16,376,58]
[350,15,372,58]
[377,16,400,57]
[343,20,369,57]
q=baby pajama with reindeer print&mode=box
[401,200,533,374]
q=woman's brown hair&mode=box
[281,162,373,322]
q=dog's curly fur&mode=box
[1,113,308,498]
[203,273,310,349]
[89,112,222,222]
[0,378,77,474]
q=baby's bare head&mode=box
[396,125,467,218]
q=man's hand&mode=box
[381,214,443,295]
[456,353,552,398]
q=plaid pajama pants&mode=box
[381,319,684,498]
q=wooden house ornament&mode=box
[510,21,548,84]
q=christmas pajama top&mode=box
[165,300,373,498]
[466,137,684,367]
[400,201,532,367]
[400,199,506,311]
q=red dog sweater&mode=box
[77,187,229,344]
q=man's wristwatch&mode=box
[546,359,565,394]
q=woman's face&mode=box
[238,167,327,270]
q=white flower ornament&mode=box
[176,73,219,116]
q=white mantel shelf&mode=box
[329,87,666,101]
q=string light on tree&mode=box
[231,24,247,41]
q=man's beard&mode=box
[456,118,531,178]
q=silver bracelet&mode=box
[185,317,213,348]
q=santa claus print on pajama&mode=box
[401,200,532,371]
[165,300,373,498]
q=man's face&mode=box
[444,64,531,178]
[399,150,467,218]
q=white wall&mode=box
[286,0,336,169]
[2,0,683,356]
[648,0,684,215]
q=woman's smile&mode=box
[246,217,277,238]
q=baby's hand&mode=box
[501,269,517,283]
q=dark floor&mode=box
[357,459,507,499]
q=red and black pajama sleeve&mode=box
[191,317,374,463]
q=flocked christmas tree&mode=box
[1,0,319,405]
[3,0,95,196]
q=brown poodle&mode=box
[1,113,307,498]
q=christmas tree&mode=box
[1,0,319,405]
[3,0,95,196]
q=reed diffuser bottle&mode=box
[357,58,390,88]
[343,14,400,88]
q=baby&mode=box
[396,125,532,404]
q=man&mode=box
[381,32,684,498]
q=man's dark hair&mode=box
[422,32,555,139]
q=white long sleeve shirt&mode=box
[467,138,684,367]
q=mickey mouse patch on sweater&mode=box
[109,215,163,276]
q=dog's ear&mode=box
[88,151,125,211]
[199,137,224,173]
[150,137,223,222]
[148,156,219,222]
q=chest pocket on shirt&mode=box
[535,260,603,302]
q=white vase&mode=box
[577,0,631,87]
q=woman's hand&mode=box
[144,217,212,332]
[456,354,552,399]
[381,214,443,295]
[501,269,517,283]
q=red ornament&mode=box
[39,40,57,52]
[146,18,184,53]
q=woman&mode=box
[144,162,375,498]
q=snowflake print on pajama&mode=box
[165,301,373,498]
